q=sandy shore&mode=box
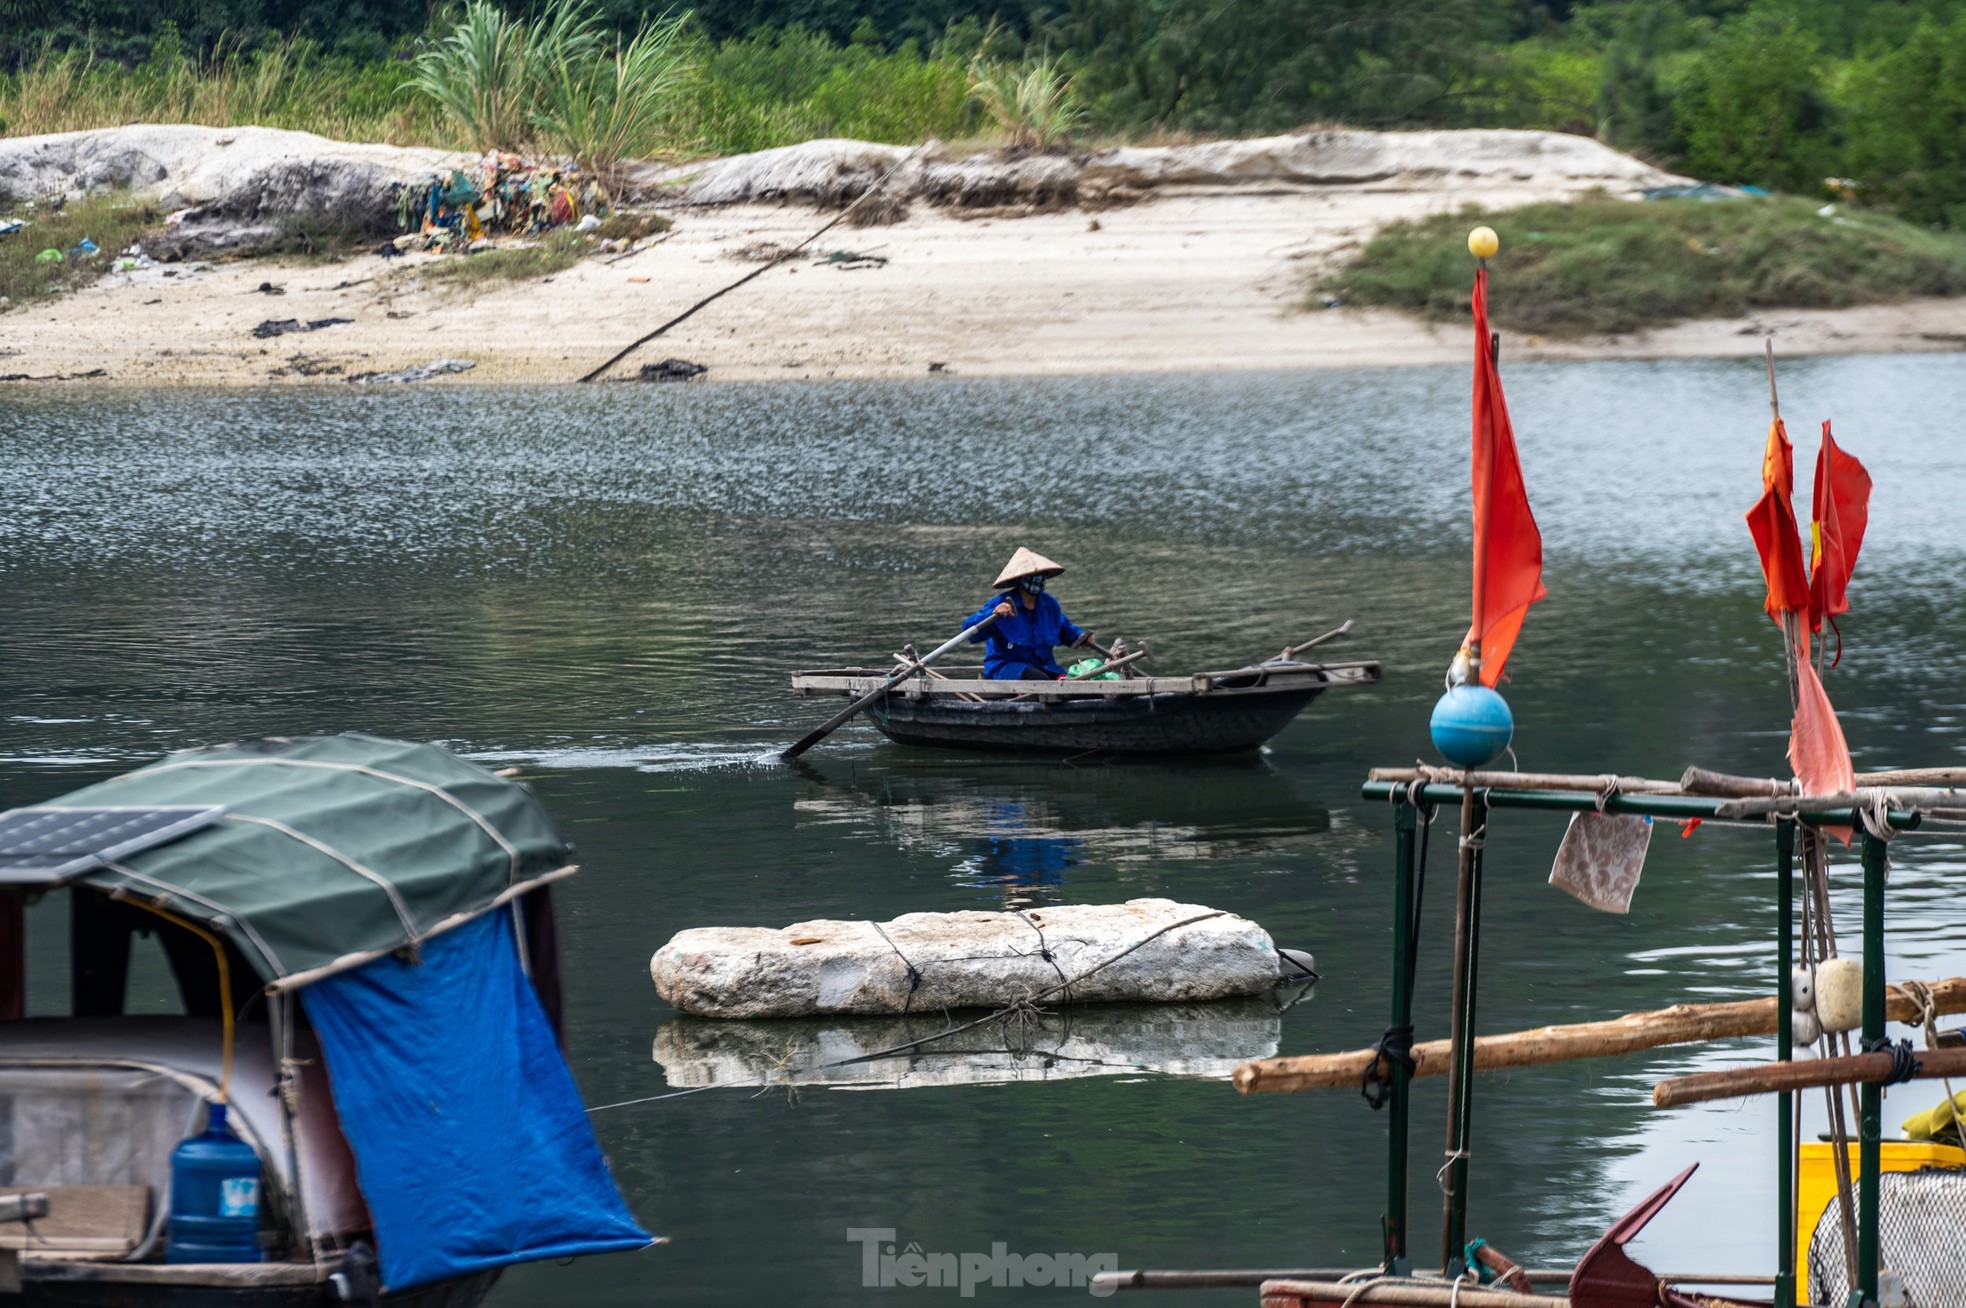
[10,185,1966,385]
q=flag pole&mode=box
[1467,261,1492,681]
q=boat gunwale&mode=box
[789,660,1380,702]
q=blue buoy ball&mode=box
[1430,684,1514,769]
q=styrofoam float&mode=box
[650,898,1288,1019]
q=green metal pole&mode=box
[1776,818,1796,1308]
[1384,801,1417,1274]
[1858,830,1887,1306]
[1440,790,1486,1275]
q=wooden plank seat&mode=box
[0,1186,150,1258]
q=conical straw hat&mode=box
[993,547,1066,589]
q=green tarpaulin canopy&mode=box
[50,733,573,988]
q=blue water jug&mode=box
[166,1102,264,1263]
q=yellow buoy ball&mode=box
[1468,226,1500,259]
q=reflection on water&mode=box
[6,361,1966,1303]
[793,757,1334,908]
[654,997,1307,1092]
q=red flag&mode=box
[1807,420,1871,637]
[1744,418,1810,618]
[1792,652,1856,845]
[1465,267,1545,686]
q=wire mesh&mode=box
[1810,1168,1966,1306]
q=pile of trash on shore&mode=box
[383,153,610,257]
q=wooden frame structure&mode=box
[1344,774,1923,1308]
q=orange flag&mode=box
[1744,418,1810,618]
[1807,420,1871,641]
[1465,267,1545,686]
[1791,657,1856,800]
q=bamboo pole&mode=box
[1717,788,1966,819]
[1852,768,1966,786]
[1233,979,1966,1095]
[1259,1280,1559,1308]
[1679,767,1794,798]
[1654,1045,1966,1108]
[1367,766,1685,794]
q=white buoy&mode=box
[1816,956,1865,1033]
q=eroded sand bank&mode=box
[3,127,1962,385]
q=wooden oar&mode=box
[1272,619,1353,663]
[781,613,999,759]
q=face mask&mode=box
[1018,575,1047,596]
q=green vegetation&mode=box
[0,192,158,307]
[406,1,694,187]
[1328,197,1966,337]
[11,2,1966,230]
[967,54,1082,151]
[409,227,590,291]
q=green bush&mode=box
[1327,196,1966,337]
[1841,15,1966,229]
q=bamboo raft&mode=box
[787,660,1380,756]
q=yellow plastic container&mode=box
[1796,1140,1966,1276]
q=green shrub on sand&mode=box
[0,193,160,309]
[1326,196,1966,336]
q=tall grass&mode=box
[0,35,448,145]
[0,20,1047,162]
[403,2,544,152]
[537,13,694,190]
[967,55,1084,151]
[1326,196,1966,336]
[666,28,975,155]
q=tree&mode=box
[1672,10,1833,192]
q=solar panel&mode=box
[0,805,226,886]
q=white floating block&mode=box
[650,898,1281,1019]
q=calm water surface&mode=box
[5,357,1966,1303]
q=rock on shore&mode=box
[646,128,1689,209]
[0,125,463,256]
[650,898,1282,1018]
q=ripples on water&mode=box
[6,357,1966,1302]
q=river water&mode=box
[4,356,1966,1304]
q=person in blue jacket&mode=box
[961,547,1094,680]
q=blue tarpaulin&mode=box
[301,910,648,1290]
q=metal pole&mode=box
[1385,801,1418,1274]
[1776,818,1796,1308]
[1440,788,1486,1275]
[1858,830,1887,1305]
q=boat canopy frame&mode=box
[1357,773,1933,1308]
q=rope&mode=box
[576,144,927,382]
[869,921,925,1015]
[1594,776,1621,813]
[1902,979,1963,1138]
[1360,1024,1415,1111]
[1861,1036,1922,1086]
[1437,1149,1470,1195]
[1859,791,1898,844]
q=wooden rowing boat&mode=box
[788,659,1381,756]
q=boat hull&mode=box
[4,1265,498,1308]
[866,687,1324,756]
